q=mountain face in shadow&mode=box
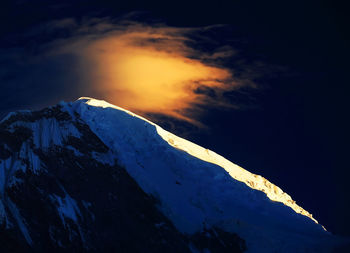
[0,104,245,252]
[0,98,345,252]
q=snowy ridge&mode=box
[69,97,340,252]
[156,127,319,224]
[0,97,346,252]
[78,97,319,225]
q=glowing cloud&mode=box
[83,30,234,123]
[48,19,243,124]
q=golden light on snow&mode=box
[83,30,233,123]
[82,97,322,227]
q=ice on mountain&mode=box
[51,193,82,227]
[19,143,41,174]
[7,199,33,245]
[70,97,338,252]
[0,97,343,252]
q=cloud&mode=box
[1,15,264,126]
[42,18,250,125]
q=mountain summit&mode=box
[0,97,345,252]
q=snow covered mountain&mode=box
[0,97,346,252]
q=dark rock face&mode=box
[0,106,246,252]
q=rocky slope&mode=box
[0,98,346,252]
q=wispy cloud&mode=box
[1,15,266,126]
[43,17,252,125]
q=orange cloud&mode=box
[49,20,242,125]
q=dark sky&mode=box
[1,0,349,236]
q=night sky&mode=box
[1,0,349,236]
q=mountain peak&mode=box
[75,97,153,122]
[75,98,320,226]
[0,98,346,252]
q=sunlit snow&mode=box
[70,97,334,252]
